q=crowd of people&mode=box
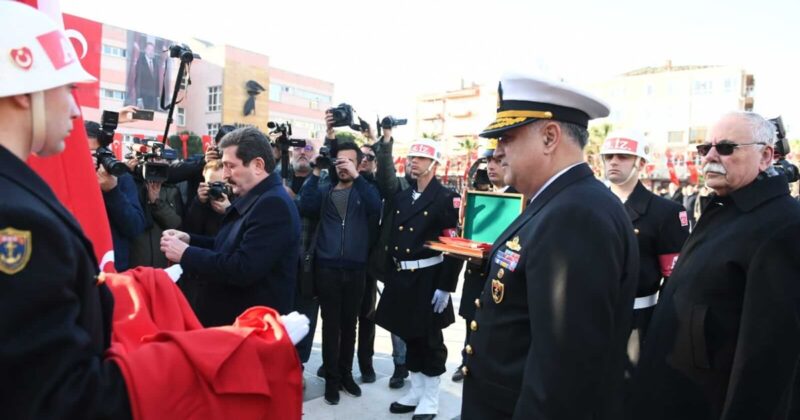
[2,3,800,419]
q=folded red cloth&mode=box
[105,267,302,420]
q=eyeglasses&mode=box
[363,154,376,162]
[292,145,314,152]
[696,141,766,157]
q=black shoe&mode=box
[411,415,436,420]
[324,387,340,405]
[389,402,416,413]
[389,364,408,389]
[340,375,362,397]
[316,365,325,378]
[452,365,465,382]
[360,365,376,383]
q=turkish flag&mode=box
[19,0,116,272]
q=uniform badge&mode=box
[506,236,521,251]
[10,47,33,70]
[679,211,689,227]
[0,228,32,275]
[493,249,520,272]
[491,279,505,304]
[453,197,462,209]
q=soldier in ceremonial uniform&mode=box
[0,3,131,418]
[375,138,464,420]
[452,138,518,382]
[599,130,689,375]
[461,73,639,419]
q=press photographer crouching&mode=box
[85,120,146,272]
[160,127,300,327]
[297,141,381,404]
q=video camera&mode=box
[125,139,177,182]
[769,116,799,183]
[328,103,368,132]
[169,44,200,63]
[376,114,407,138]
[91,111,129,177]
[267,121,308,180]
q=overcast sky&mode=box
[62,0,800,137]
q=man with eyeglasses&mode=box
[628,111,800,419]
[599,130,690,386]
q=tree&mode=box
[334,131,366,146]
[167,130,203,159]
[585,123,613,174]
[457,136,480,160]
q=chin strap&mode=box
[29,91,46,156]
[610,157,642,185]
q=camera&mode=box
[89,111,129,176]
[314,146,332,170]
[769,116,799,183]
[268,121,309,180]
[380,115,408,129]
[327,103,367,131]
[169,44,200,63]
[95,147,129,177]
[208,181,232,200]
[126,139,177,182]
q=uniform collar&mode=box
[624,181,652,215]
[723,173,789,212]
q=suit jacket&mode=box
[628,174,800,420]
[375,176,464,339]
[0,145,131,419]
[135,52,159,106]
[182,172,301,326]
[462,163,638,420]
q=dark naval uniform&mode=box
[624,181,689,366]
[0,145,131,419]
[461,163,638,420]
[628,174,800,420]
[375,176,463,376]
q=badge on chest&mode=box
[494,237,522,272]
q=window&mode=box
[102,44,126,58]
[269,83,282,101]
[723,78,736,94]
[668,131,684,144]
[100,88,126,101]
[692,81,712,95]
[208,86,222,112]
[207,123,221,138]
[176,108,185,126]
[689,127,707,142]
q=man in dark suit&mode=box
[135,42,158,109]
[599,129,690,380]
[161,127,301,326]
[460,73,639,420]
[375,138,464,420]
[628,111,800,420]
[0,3,131,418]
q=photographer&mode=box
[182,159,231,237]
[297,141,381,404]
[85,121,146,272]
[129,155,184,269]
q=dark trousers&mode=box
[625,306,655,396]
[292,286,319,364]
[317,266,365,386]
[357,274,377,368]
[405,326,447,377]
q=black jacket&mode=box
[624,181,690,297]
[181,172,300,326]
[462,163,638,420]
[103,173,146,271]
[0,145,130,419]
[298,174,381,269]
[628,174,800,420]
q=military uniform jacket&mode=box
[628,175,800,420]
[624,181,689,297]
[459,186,519,321]
[462,164,639,420]
[0,146,130,419]
[375,176,464,339]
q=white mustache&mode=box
[703,163,727,175]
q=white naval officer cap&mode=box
[480,72,610,138]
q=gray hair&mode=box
[559,121,589,149]
[722,111,776,147]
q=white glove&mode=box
[431,289,451,314]
[280,311,310,345]
[163,264,183,283]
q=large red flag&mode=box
[19,0,116,272]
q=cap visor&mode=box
[479,117,539,138]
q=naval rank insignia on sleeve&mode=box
[0,228,32,275]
